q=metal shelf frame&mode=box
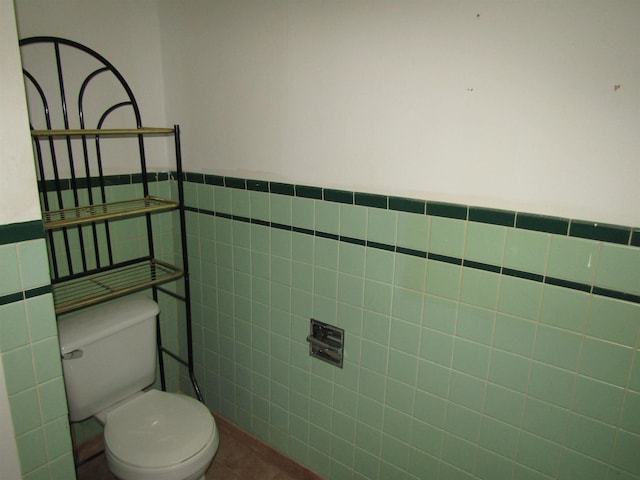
[42,196,179,230]
[20,37,202,409]
[52,257,184,314]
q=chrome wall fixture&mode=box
[307,319,344,368]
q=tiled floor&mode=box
[76,414,322,480]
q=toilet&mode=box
[57,294,218,480]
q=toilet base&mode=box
[107,451,214,480]
[106,436,217,480]
[114,474,207,480]
[110,472,206,480]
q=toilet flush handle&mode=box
[62,349,83,360]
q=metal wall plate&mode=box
[306,319,344,368]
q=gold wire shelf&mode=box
[52,259,183,314]
[43,196,179,230]
[31,127,175,137]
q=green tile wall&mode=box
[182,175,640,480]
[0,222,75,480]
[37,172,640,478]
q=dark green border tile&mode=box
[469,207,515,227]
[155,172,170,182]
[205,174,224,186]
[389,197,425,214]
[632,230,640,247]
[131,173,145,184]
[396,246,427,258]
[569,220,631,245]
[516,213,569,235]
[295,185,322,200]
[247,180,269,192]
[317,231,339,241]
[73,177,90,189]
[427,202,467,220]
[324,189,353,204]
[225,177,246,189]
[270,182,295,196]
[341,236,366,247]
[427,252,462,266]
[355,192,387,209]
[254,219,271,228]
[103,174,132,186]
[502,268,544,283]
[463,259,501,273]
[293,226,314,235]
[0,292,24,305]
[0,220,45,245]
[592,287,640,304]
[91,176,106,187]
[24,285,52,299]
[41,178,70,193]
[545,276,591,293]
[272,222,292,231]
[367,241,395,252]
[185,172,204,184]
[31,135,176,194]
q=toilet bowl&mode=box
[57,295,219,480]
[103,390,218,480]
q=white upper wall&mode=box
[15,0,640,227]
[158,0,640,227]
[0,0,41,225]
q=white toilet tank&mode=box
[57,294,160,422]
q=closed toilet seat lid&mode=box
[104,390,214,469]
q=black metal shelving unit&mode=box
[19,37,201,401]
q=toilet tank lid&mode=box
[58,294,159,354]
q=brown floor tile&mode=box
[76,454,115,480]
[271,474,301,480]
[205,462,244,480]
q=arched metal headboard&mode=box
[20,36,143,129]
[19,36,152,279]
